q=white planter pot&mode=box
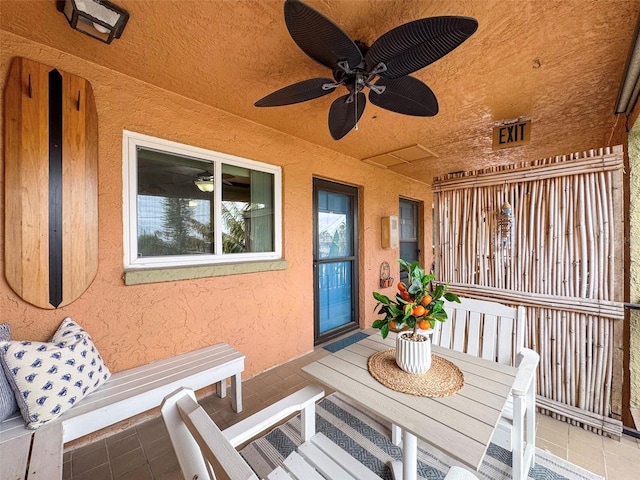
[395,330,433,374]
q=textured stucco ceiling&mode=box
[1,0,638,183]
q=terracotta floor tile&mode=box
[567,450,607,477]
[114,463,154,480]
[148,448,179,478]
[536,438,568,460]
[108,433,142,461]
[136,417,168,446]
[73,463,112,480]
[142,436,174,463]
[110,448,147,478]
[536,423,568,447]
[71,442,109,475]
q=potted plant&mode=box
[372,259,460,373]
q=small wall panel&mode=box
[4,57,98,309]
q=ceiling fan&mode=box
[255,0,478,140]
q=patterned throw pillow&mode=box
[0,323,18,420]
[0,318,111,429]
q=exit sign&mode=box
[492,120,531,150]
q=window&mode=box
[123,131,282,269]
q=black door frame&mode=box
[312,178,359,345]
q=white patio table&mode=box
[302,332,518,480]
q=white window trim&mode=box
[122,130,282,270]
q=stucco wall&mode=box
[0,31,433,379]
[629,122,640,420]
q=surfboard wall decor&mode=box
[4,57,98,309]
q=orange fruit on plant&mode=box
[418,320,431,330]
[397,282,407,292]
[421,294,433,306]
[400,290,411,301]
[390,320,398,330]
[412,305,426,317]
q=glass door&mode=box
[313,179,359,344]
[399,198,421,282]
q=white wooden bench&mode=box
[0,342,244,480]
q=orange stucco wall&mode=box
[0,31,433,379]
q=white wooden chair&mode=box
[431,297,539,480]
[162,385,478,480]
[161,384,384,480]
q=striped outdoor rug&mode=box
[240,393,604,480]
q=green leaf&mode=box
[433,284,445,300]
[381,323,390,339]
[422,273,435,285]
[432,311,448,321]
[431,300,444,313]
[444,292,461,303]
[398,259,411,272]
[373,291,391,304]
[372,319,386,329]
[408,279,422,295]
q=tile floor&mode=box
[63,334,640,480]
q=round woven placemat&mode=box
[368,349,464,397]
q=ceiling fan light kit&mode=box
[255,0,478,140]
[194,173,215,192]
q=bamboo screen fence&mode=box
[432,146,625,436]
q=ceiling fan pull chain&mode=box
[354,93,359,131]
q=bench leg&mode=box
[231,372,242,412]
[216,379,227,399]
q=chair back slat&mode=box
[432,315,442,343]
[497,317,515,365]
[439,306,454,348]
[452,311,467,352]
[435,297,525,367]
[480,314,498,361]
[466,311,482,357]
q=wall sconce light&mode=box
[194,173,214,193]
[57,0,129,44]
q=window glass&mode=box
[123,131,281,269]
[317,190,352,259]
[221,165,274,254]
[137,148,214,257]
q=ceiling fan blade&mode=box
[328,92,366,140]
[255,77,337,107]
[365,16,478,79]
[369,76,438,117]
[284,0,363,70]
